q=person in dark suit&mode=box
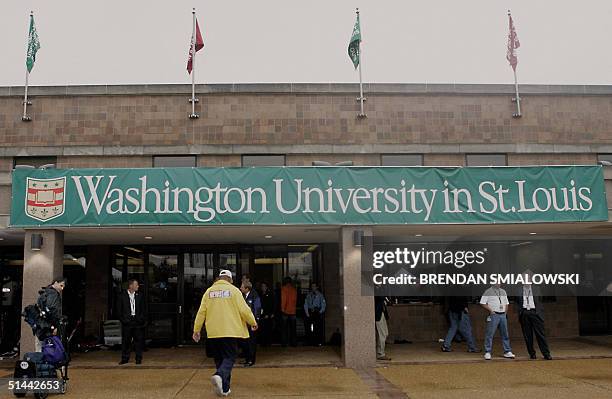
[516,270,552,360]
[258,282,275,346]
[240,281,261,367]
[117,279,146,365]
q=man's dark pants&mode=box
[281,314,297,346]
[259,317,273,346]
[305,311,324,346]
[519,310,550,357]
[121,318,144,362]
[245,328,257,364]
[209,337,238,393]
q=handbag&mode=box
[42,336,66,365]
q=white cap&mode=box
[219,269,233,278]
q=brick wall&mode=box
[387,297,579,343]
[2,91,612,147]
[56,156,152,168]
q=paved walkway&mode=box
[1,337,612,398]
[2,359,612,398]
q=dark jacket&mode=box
[260,290,275,318]
[447,296,470,314]
[515,286,544,318]
[375,296,389,322]
[38,286,62,328]
[244,290,262,322]
[117,290,146,326]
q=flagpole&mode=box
[22,69,31,122]
[22,11,33,122]
[508,10,521,118]
[513,68,521,117]
[189,8,199,119]
[356,8,366,118]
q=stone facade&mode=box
[1,84,611,366]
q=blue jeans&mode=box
[484,313,512,354]
[443,311,477,351]
[209,338,238,393]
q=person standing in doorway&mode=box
[375,295,391,361]
[441,296,479,353]
[480,284,515,360]
[304,283,326,346]
[240,280,261,367]
[258,282,275,346]
[517,270,552,360]
[193,270,257,397]
[281,277,297,347]
[118,279,146,365]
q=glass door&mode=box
[178,251,240,344]
[147,252,179,345]
[180,253,214,344]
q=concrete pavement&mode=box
[2,359,612,398]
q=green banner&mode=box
[10,166,608,227]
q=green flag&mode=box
[26,14,40,73]
[348,13,361,69]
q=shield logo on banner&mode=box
[25,177,66,222]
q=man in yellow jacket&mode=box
[193,270,257,397]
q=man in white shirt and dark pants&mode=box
[118,279,146,365]
[480,284,515,360]
[517,270,552,360]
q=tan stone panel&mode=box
[287,154,380,166]
[197,155,241,167]
[424,154,464,166]
[508,153,597,166]
[57,156,152,168]
[0,185,11,215]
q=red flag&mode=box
[187,19,204,74]
[506,12,520,71]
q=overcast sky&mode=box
[2,1,612,86]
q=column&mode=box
[339,226,375,368]
[84,246,110,336]
[20,229,64,354]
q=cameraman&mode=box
[35,277,66,350]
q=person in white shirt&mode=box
[480,284,515,360]
[118,279,146,365]
[517,269,552,360]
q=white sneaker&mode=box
[222,389,231,397]
[504,352,516,359]
[211,375,223,396]
[484,352,492,360]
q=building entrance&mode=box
[109,244,319,346]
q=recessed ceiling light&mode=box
[529,232,537,235]
[264,235,273,239]
[415,234,423,237]
[144,236,153,240]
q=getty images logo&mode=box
[24,177,66,222]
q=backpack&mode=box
[41,336,66,364]
[22,289,54,340]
